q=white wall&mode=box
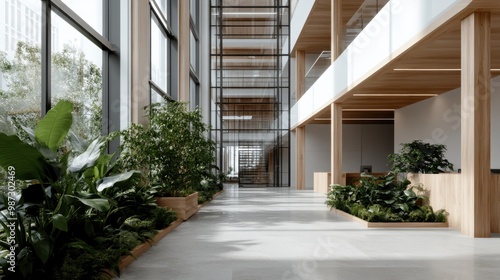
[343,124,394,173]
[305,124,331,190]
[302,123,394,189]
[395,76,500,170]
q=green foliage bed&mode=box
[0,101,177,280]
[326,173,448,223]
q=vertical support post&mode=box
[103,0,121,152]
[295,49,305,100]
[331,103,342,184]
[179,0,190,102]
[295,49,306,189]
[331,0,342,61]
[41,0,52,116]
[131,0,150,125]
[461,12,491,237]
[331,0,343,187]
[296,126,306,189]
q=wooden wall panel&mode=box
[411,173,500,235]
[491,174,500,233]
[313,172,331,194]
[409,174,462,231]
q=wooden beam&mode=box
[461,12,491,238]
[331,103,342,184]
[295,50,306,100]
[179,0,190,102]
[131,0,150,125]
[296,126,306,190]
[331,0,342,60]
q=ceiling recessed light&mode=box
[353,94,438,97]
[342,109,395,111]
[223,116,253,120]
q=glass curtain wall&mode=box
[190,0,200,109]
[210,0,290,187]
[150,0,176,103]
[0,0,119,145]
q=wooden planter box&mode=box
[156,192,199,220]
[331,208,449,228]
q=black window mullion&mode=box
[41,0,51,116]
[50,0,116,52]
[150,0,175,38]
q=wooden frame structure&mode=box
[293,0,500,237]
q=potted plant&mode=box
[119,102,218,220]
[388,140,454,174]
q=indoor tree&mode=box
[388,140,454,174]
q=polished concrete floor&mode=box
[119,185,500,280]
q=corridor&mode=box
[119,186,500,280]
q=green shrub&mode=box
[326,173,448,223]
[118,102,218,197]
[388,140,454,174]
[151,207,177,230]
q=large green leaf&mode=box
[0,133,49,181]
[31,231,54,264]
[96,171,141,192]
[67,195,110,212]
[68,138,105,173]
[35,100,73,152]
[51,214,68,232]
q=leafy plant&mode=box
[119,102,218,197]
[326,173,448,223]
[388,140,454,174]
[0,101,143,279]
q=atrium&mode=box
[1,0,500,279]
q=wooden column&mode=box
[331,103,342,184]
[331,1,343,186]
[131,0,150,125]
[296,126,306,190]
[295,49,305,100]
[461,12,491,237]
[331,0,342,61]
[179,0,190,102]
[294,49,306,189]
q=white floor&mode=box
[118,185,500,280]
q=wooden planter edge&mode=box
[330,208,449,228]
[116,218,183,273]
[106,191,224,278]
[198,190,224,209]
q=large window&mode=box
[150,0,176,102]
[190,0,200,109]
[0,0,119,143]
[151,16,169,94]
[0,0,41,137]
[51,12,103,140]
